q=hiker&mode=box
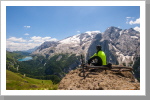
[88,45,107,66]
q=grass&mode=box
[6,70,58,90]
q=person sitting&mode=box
[88,45,107,66]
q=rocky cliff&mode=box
[58,68,140,90]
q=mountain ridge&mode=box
[31,26,140,80]
[32,26,140,66]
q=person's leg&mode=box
[88,56,102,66]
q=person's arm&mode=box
[88,53,96,64]
[90,53,96,58]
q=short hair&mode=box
[96,45,102,50]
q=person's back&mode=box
[96,50,107,65]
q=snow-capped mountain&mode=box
[32,26,140,66]
[32,31,101,57]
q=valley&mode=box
[6,26,140,90]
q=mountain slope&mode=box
[58,68,140,90]
[32,26,140,66]
[32,31,100,57]
[102,27,140,66]
[6,70,58,90]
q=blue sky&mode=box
[6,6,140,51]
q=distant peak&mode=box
[128,28,134,31]
[107,26,121,30]
[85,31,101,35]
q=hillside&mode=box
[6,70,58,90]
[58,68,140,90]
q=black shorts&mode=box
[88,56,102,66]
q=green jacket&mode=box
[91,50,107,65]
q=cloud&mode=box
[126,17,140,25]
[24,33,29,35]
[118,26,120,28]
[134,26,140,32]
[30,36,57,43]
[6,36,58,51]
[129,18,140,25]
[6,41,40,51]
[24,26,31,28]
[126,17,134,24]
[7,37,27,42]
[30,36,42,42]
[77,31,80,33]
[126,17,134,19]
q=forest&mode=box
[6,51,80,84]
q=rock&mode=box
[58,68,140,90]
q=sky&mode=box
[6,6,140,51]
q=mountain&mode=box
[32,26,140,66]
[58,68,140,90]
[23,46,39,53]
[31,26,140,81]
[32,31,101,57]
[102,27,140,66]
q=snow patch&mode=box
[116,52,134,66]
[112,45,118,51]
[85,31,100,35]
[119,30,123,35]
[59,34,80,44]
[131,36,138,39]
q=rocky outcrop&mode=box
[58,68,140,90]
[102,27,140,66]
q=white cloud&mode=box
[24,26,31,28]
[126,17,134,24]
[31,36,42,42]
[24,33,29,35]
[129,18,140,25]
[134,26,140,32]
[77,31,80,33]
[126,17,131,19]
[126,17,140,25]
[30,36,57,43]
[126,17,134,19]
[7,37,27,42]
[6,36,58,51]
[6,41,40,51]
[48,38,57,41]
[42,37,51,40]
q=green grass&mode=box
[6,70,58,90]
